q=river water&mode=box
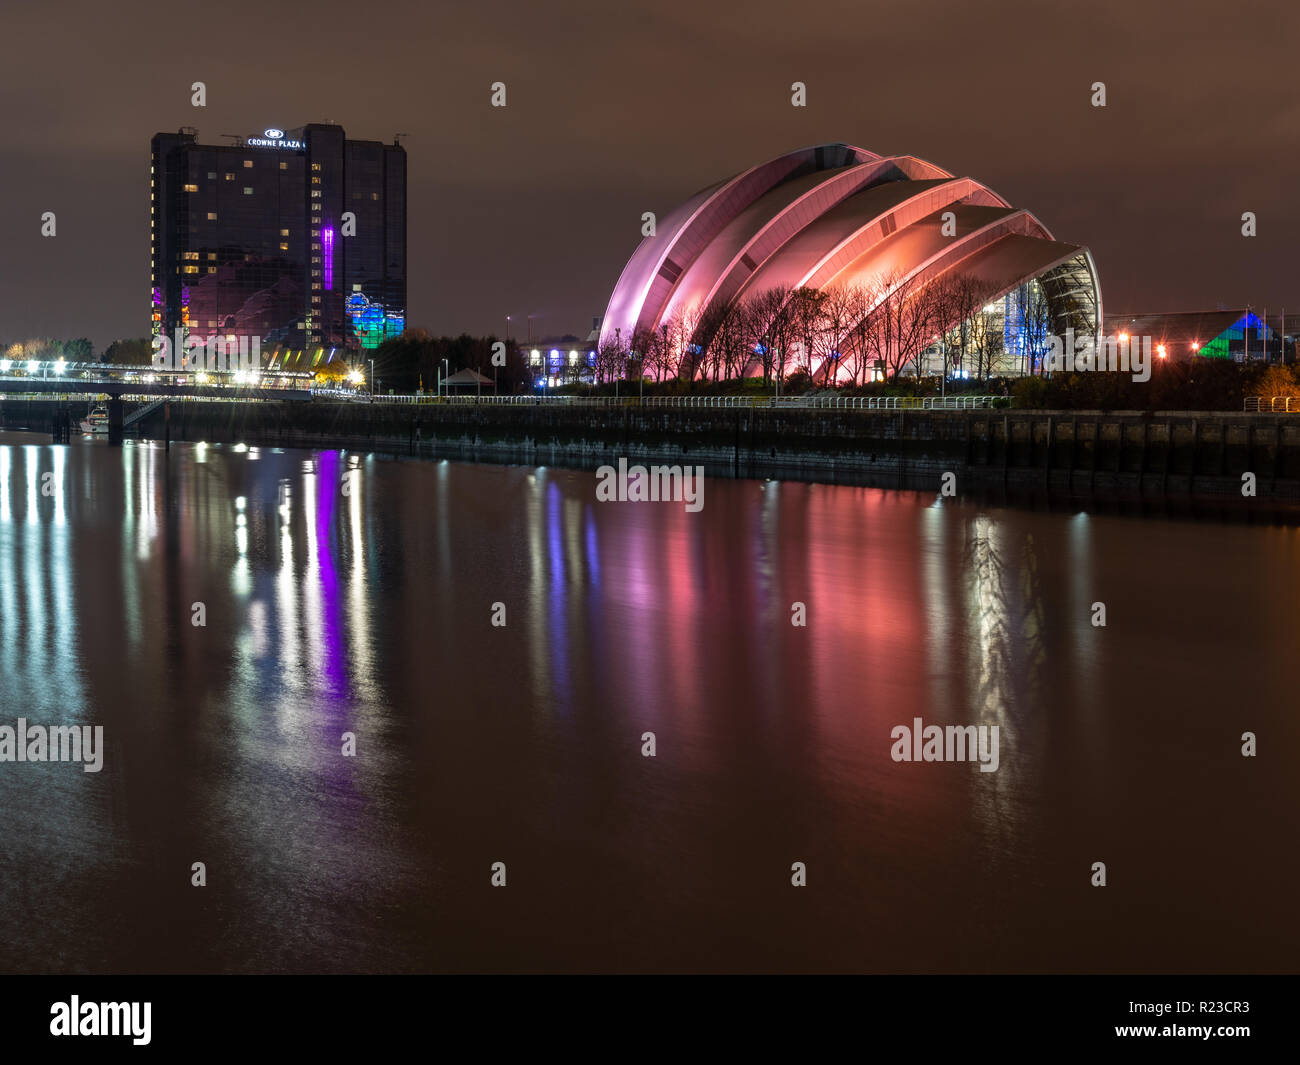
[0,432,1295,973]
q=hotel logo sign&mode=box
[248,128,303,148]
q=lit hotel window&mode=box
[279,161,287,170]
[311,163,321,171]
[207,267,216,274]
[225,173,234,180]
[207,212,217,220]
[280,228,290,236]
[183,183,198,192]
[311,177,321,184]
[208,253,216,260]
[182,266,198,274]
[208,172,216,179]
[311,191,321,198]
[280,242,288,251]
[243,187,253,195]
[243,160,253,168]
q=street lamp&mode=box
[442,357,449,398]
[369,358,375,401]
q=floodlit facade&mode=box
[600,143,1102,379]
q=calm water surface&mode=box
[0,432,1295,973]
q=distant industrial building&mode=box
[1103,310,1293,363]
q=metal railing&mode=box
[793,394,999,410]
[334,392,1002,410]
[1244,396,1300,412]
[124,398,167,426]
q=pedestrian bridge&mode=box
[0,360,313,402]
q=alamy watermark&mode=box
[151,328,260,373]
[890,717,999,772]
[0,719,104,772]
[1045,329,1153,383]
[50,996,150,1045]
[596,457,704,512]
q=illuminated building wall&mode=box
[1199,312,1273,360]
[345,292,404,349]
[151,124,406,356]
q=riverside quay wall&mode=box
[8,398,1300,504]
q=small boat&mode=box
[79,406,109,435]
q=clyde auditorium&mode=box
[600,143,1101,377]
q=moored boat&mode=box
[79,406,109,435]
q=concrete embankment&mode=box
[8,398,1300,506]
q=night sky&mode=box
[1,0,1295,348]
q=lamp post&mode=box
[442,358,449,399]
[369,358,374,402]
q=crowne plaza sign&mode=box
[248,128,303,149]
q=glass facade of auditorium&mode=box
[151,124,406,356]
[920,251,1102,378]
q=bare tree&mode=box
[968,304,1004,381]
[788,287,826,381]
[709,300,750,382]
[860,270,935,379]
[1021,283,1054,376]
[746,285,793,386]
[595,333,626,384]
[628,324,659,383]
[691,301,733,381]
[818,283,861,385]
[928,274,985,382]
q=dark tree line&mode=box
[368,331,531,393]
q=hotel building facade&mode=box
[150,123,406,360]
